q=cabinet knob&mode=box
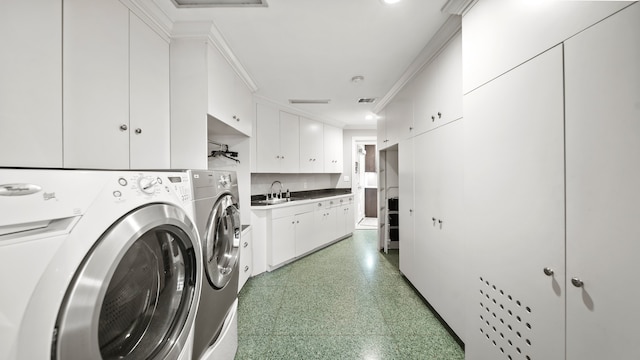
[297,220,299,224]
[233,115,240,122]
[276,155,280,159]
[432,217,436,225]
[571,278,584,288]
[282,156,285,159]
[309,158,313,161]
[431,116,435,122]
[120,124,128,131]
[409,127,413,131]
[409,209,413,213]
[135,128,142,134]
[243,242,248,248]
[543,267,555,276]
[244,265,250,272]
[438,112,442,119]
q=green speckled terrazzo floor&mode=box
[235,229,464,359]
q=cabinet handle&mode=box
[409,127,413,131]
[119,124,128,131]
[438,112,442,119]
[432,217,436,226]
[244,265,250,272]
[292,221,295,224]
[318,203,322,207]
[309,158,313,161]
[243,242,248,248]
[543,267,554,276]
[409,209,413,214]
[571,278,584,288]
[431,116,435,122]
[297,221,299,224]
[276,155,280,159]
[135,128,142,134]
[282,156,285,159]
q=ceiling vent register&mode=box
[171,0,267,7]
[358,98,377,104]
[288,99,331,105]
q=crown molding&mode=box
[373,15,462,114]
[170,21,259,93]
[207,22,259,92]
[126,0,174,39]
[440,0,478,16]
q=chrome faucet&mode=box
[269,180,283,199]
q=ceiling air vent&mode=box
[288,99,331,104]
[171,0,267,7]
[358,98,377,104]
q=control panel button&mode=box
[118,178,128,186]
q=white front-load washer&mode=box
[190,170,241,360]
[0,169,202,360]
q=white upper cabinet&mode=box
[207,44,252,137]
[63,0,130,169]
[299,117,324,173]
[0,0,62,168]
[376,109,387,150]
[323,124,343,173]
[255,104,300,173]
[413,31,462,135]
[129,13,170,169]
[388,85,414,143]
[463,0,629,94]
[63,0,170,169]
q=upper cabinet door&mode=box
[278,111,300,173]
[323,124,342,173]
[463,45,565,360]
[129,14,170,169]
[299,117,324,173]
[565,4,640,360]
[255,103,281,172]
[0,0,62,168]
[63,0,129,169]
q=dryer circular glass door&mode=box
[204,193,241,289]
[53,203,200,360]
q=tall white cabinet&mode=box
[464,45,566,360]
[463,3,640,359]
[564,4,640,359]
[255,104,300,173]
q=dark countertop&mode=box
[251,188,352,206]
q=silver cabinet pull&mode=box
[135,128,142,134]
[119,124,128,131]
[571,278,584,288]
[244,265,249,272]
[243,242,248,248]
[543,267,554,276]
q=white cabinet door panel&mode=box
[565,4,640,359]
[256,103,281,172]
[463,45,565,360]
[129,14,170,169]
[271,216,296,267]
[323,124,342,173]
[398,139,414,282]
[299,117,323,173]
[63,0,129,169]
[279,111,300,172]
[0,0,62,167]
[463,0,629,94]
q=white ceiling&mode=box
[152,0,453,129]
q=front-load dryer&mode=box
[191,170,240,360]
[0,169,202,360]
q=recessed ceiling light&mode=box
[381,0,402,5]
[351,75,365,84]
[365,115,374,120]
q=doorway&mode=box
[352,137,377,229]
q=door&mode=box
[53,204,200,360]
[398,138,414,280]
[356,145,366,223]
[565,4,640,359]
[463,45,565,360]
[202,193,241,289]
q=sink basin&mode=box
[252,198,291,206]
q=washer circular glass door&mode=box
[204,194,240,289]
[53,203,200,360]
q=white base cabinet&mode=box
[238,227,252,292]
[252,194,355,271]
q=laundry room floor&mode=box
[235,230,465,359]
